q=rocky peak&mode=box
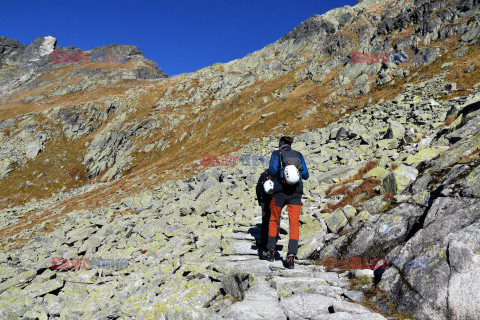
[3,36,57,66]
[89,44,144,60]
[0,36,167,98]
[0,36,26,65]
[23,36,56,61]
[280,14,339,43]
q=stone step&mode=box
[274,276,344,298]
[223,240,259,256]
[219,255,258,262]
[217,259,281,277]
[224,233,258,241]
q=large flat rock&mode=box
[280,294,373,318]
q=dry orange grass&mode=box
[323,161,380,213]
[0,121,89,208]
[364,0,396,15]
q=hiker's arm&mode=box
[256,175,264,205]
[301,155,309,180]
[268,152,279,176]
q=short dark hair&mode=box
[280,136,294,146]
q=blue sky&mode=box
[1,0,357,75]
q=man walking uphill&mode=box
[265,136,309,269]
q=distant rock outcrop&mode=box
[0,36,26,65]
[0,36,167,97]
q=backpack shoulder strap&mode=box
[279,150,284,167]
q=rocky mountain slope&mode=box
[1,0,480,319]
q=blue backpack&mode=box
[278,148,303,182]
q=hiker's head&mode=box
[279,136,294,148]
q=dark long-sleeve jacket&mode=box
[256,170,273,206]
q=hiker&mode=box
[264,136,309,269]
[255,169,277,257]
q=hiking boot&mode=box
[285,254,295,269]
[259,249,269,260]
[265,250,276,262]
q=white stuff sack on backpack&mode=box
[263,180,274,194]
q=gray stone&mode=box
[342,205,357,219]
[380,196,480,320]
[224,240,258,256]
[280,294,373,318]
[275,277,343,298]
[350,269,374,279]
[0,269,37,294]
[217,260,275,277]
[404,147,449,167]
[314,313,387,320]
[323,209,348,233]
[362,196,388,215]
[221,272,253,300]
[465,64,475,73]
[452,47,468,58]
[446,115,480,144]
[383,121,405,140]
[23,279,64,298]
[343,291,365,303]
[339,203,425,258]
[441,62,454,69]
[459,165,480,197]
[353,74,369,87]
[0,159,12,179]
[382,165,418,194]
[224,278,286,320]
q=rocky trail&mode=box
[217,222,389,320]
[0,197,391,320]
